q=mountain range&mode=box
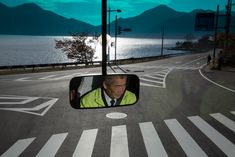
[0,2,233,37]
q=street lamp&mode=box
[107,8,121,63]
[108,8,122,35]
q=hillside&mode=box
[108,5,215,37]
[0,3,96,35]
[0,2,234,37]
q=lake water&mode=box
[0,35,186,66]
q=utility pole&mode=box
[107,8,121,64]
[114,15,118,64]
[161,25,165,56]
[213,5,219,63]
[225,0,233,57]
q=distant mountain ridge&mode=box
[0,2,95,35]
[110,5,215,37]
[0,2,234,37]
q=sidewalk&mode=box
[202,65,235,92]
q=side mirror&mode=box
[69,74,139,109]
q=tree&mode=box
[55,33,97,66]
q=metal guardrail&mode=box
[0,52,189,71]
[0,61,102,70]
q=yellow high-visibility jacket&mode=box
[80,88,137,108]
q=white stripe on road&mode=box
[0,98,58,116]
[36,133,68,157]
[199,69,235,93]
[110,125,129,157]
[15,77,32,81]
[231,111,235,115]
[0,96,39,105]
[1,137,35,157]
[50,73,82,80]
[210,113,235,133]
[161,69,170,72]
[180,56,207,67]
[140,82,164,88]
[165,119,208,157]
[139,122,168,157]
[140,77,163,84]
[153,73,165,77]
[143,75,164,81]
[188,116,235,157]
[73,129,98,157]
[39,75,57,80]
[162,69,172,88]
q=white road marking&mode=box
[46,73,82,80]
[165,119,208,157]
[0,98,58,116]
[36,133,68,157]
[231,111,235,115]
[2,111,235,156]
[39,75,57,80]
[210,113,235,133]
[162,69,172,88]
[199,69,235,93]
[143,75,164,80]
[153,73,165,77]
[106,112,127,119]
[140,82,163,88]
[0,96,39,105]
[73,129,98,157]
[140,68,171,88]
[15,77,33,81]
[180,56,207,67]
[15,73,82,81]
[0,138,35,157]
[140,77,163,84]
[110,125,129,157]
[188,116,235,157]
[139,122,168,157]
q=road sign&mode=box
[195,13,215,31]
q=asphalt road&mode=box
[0,52,235,157]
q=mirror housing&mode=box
[69,74,139,109]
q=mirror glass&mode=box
[69,74,139,109]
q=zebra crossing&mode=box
[1,111,235,157]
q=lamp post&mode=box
[114,15,118,64]
[107,8,121,63]
[108,8,122,35]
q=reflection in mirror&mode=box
[69,74,139,109]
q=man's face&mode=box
[103,77,127,99]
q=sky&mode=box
[0,0,230,26]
